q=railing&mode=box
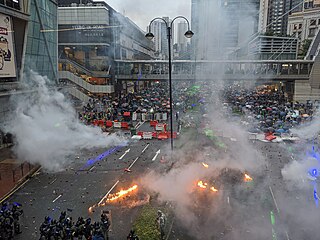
[115,60,313,81]
[67,87,90,103]
[58,71,114,93]
[305,28,320,60]
[59,58,94,76]
[59,58,111,78]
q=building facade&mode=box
[191,0,260,60]
[287,7,320,43]
[0,0,58,125]
[57,0,154,98]
[24,0,58,81]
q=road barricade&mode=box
[113,121,121,128]
[155,123,166,131]
[106,120,113,127]
[93,120,99,126]
[137,131,144,137]
[121,122,129,129]
[143,132,153,140]
[98,120,104,127]
[158,132,168,140]
[150,120,158,127]
[132,112,137,121]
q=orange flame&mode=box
[210,186,218,192]
[202,162,209,168]
[88,184,138,213]
[106,185,138,202]
[197,180,208,189]
[244,173,253,182]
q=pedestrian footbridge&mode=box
[115,59,314,82]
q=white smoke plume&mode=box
[4,71,122,171]
[291,107,320,140]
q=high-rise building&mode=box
[191,0,259,60]
[150,20,163,57]
[177,21,188,52]
[148,16,173,59]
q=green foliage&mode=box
[300,39,312,57]
[133,205,161,240]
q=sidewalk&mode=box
[0,145,38,200]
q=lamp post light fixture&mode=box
[145,16,194,151]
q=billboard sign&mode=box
[0,13,16,78]
[58,24,112,44]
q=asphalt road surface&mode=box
[8,123,170,239]
[5,120,319,240]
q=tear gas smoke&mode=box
[291,107,320,140]
[4,71,122,171]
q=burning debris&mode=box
[197,180,208,189]
[202,162,209,168]
[197,180,218,192]
[106,185,138,202]
[89,184,142,213]
[244,173,253,182]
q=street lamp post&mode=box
[146,16,194,150]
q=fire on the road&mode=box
[106,185,138,202]
[197,180,218,192]
[88,184,138,213]
[197,180,208,189]
[244,173,253,182]
[202,162,209,168]
[210,186,218,192]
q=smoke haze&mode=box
[4,71,122,171]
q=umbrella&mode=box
[276,129,286,133]
[268,127,275,132]
[302,114,309,118]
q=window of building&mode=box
[310,19,316,26]
[309,28,316,37]
[121,49,126,59]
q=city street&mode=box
[8,133,169,239]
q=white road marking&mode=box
[142,144,150,153]
[89,166,95,172]
[136,121,145,129]
[269,186,280,213]
[128,157,139,170]
[52,194,62,203]
[119,148,130,160]
[227,196,230,205]
[98,180,120,205]
[152,149,161,161]
[49,178,57,185]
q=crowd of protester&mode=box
[224,86,316,134]
[78,83,172,125]
[0,202,23,239]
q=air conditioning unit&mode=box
[71,3,77,7]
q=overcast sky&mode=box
[98,0,191,31]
